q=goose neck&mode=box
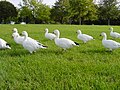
[56,32,60,38]
[24,34,28,41]
[103,34,107,40]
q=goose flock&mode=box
[0,27,120,53]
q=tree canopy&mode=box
[0,0,120,25]
[0,1,18,23]
[98,0,120,25]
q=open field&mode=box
[0,24,120,90]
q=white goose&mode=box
[53,30,79,50]
[100,32,120,51]
[109,27,120,38]
[12,28,24,45]
[0,38,11,49]
[12,28,18,33]
[45,28,56,40]
[22,31,47,53]
[77,30,94,43]
[12,33,24,45]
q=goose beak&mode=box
[100,34,102,36]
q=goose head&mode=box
[77,30,82,34]
[53,30,60,38]
[100,32,107,40]
[45,28,48,33]
[100,32,106,36]
[22,31,28,37]
[12,33,19,38]
[13,28,18,33]
[109,27,113,31]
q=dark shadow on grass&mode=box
[0,49,31,57]
[79,49,113,54]
[39,48,64,55]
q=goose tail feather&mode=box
[74,42,79,46]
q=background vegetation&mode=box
[0,0,120,25]
[0,24,120,89]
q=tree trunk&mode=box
[69,18,72,25]
[79,18,82,25]
[108,19,110,25]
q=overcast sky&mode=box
[5,0,58,8]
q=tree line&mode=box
[0,0,120,25]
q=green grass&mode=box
[0,24,120,90]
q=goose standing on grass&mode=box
[12,33,24,45]
[0,38,11,49]
[22,31,47,53]
[100,32,120,51]
[12,28,24,45]
[53,30,79,50]
[77,30,94,43]
[45,28,56,40]
[109,27,120,38]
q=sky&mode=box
[5,0,58,8]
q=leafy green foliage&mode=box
[19,6,34,23]
[98,0,120,25]
[69,0,97,24]
[20,0,51,24]
[0,1,18,23]
[0,24,120,89]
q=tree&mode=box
[50,0,70,24]
[69,0,97,25]
[18,6,34,23]
[19,0,51,23]
[34,4,51,23]
[0,1,18,23]
[98,0,120,25]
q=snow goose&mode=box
[0,38,11,49]
[12,28,18,33]
[100,32,120,51]
[109,27,120,38]
[77,30,94,43]
[53,30,79,50]
[22,31,47,53]
[12,28,24,44]
[45,28,56,40]
[12,33,24,45]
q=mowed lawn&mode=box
[0,24,120,90]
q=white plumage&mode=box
[53,30,79,50]
[0,38,11,49]
[12,33,24,45]
[12,28,24,45]
[100,32,120,51]
[13,28,18,33]
[109,27,120,38]
[77,30,94,43]
[22,31,47,53]
[45,28,56,40]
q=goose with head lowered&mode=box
[22,31,47,53]
[100,32,120,51]
[0,38,11,49]
[53,30,79,50]
[77,30,94,43]
[109,27,120,38]
[45,28,56,40]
